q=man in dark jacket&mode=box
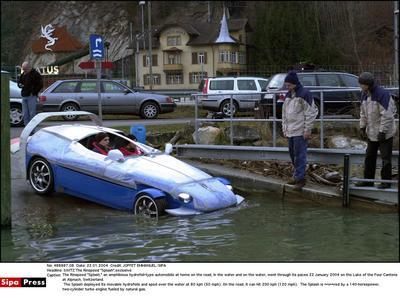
[356,72,397,189]
[17,61,43,126]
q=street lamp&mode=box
[139,1,146,51]
[147,1,153,91]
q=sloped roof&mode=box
[151,18,249,46]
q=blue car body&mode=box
[22,112,243,217]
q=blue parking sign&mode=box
[90,34,104,60]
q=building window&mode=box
[166,73,183,85]
[192,52,207,64]
[219,50,230,63]
[239,52,246,64]
[143,74,161,86]
[143,55,158,67]
[189,72,208,84]
[231,52,238,64]
[167,36,181,46]
[167,53,181,65]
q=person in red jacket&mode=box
[118,134,142,156]
[92,132,111,155]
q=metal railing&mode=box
[192,88,399,149]
[342,154,398,208]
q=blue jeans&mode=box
[22,95,37,126]
[288,136,308,181]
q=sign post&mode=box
[89,34,105,121]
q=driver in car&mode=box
[92,132,111,155]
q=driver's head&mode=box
[95,132,110,148]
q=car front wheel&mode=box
[140,101,159,119]
[61,102,80,121]
[10,103,24,127]
[220,99,238,117]
[28,158,54,194]
[134,195,166,218]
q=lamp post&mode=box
[139,1,146,50]
[147,1,153,91]
[139,1,146,89]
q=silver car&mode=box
[39,79,176,120]
[198,76,269,117]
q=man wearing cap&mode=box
[282,70,318,190]
[356,72,397,189]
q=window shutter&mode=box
[189,73,193,84]
[192,52,198,64]
[204,52,207,64]
[152,55,158,66]
[143,55,147,67]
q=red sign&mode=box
[78,61,114,69]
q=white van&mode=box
[198,76,269,116]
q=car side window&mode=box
[237,80,257,91]
[340,74,359,87]
[103,82,126,93]
[52,82,78,93]
[317,74,341,87]
[258,80,268,90]
[209,80,234,90]
[79,82,97,93]
[298,74,317,86]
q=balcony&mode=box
[216,62,245,74]
[163,64,183,72]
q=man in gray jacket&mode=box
[356,72,397,189]
[282,71,318,190]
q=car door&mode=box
[236,79,259,109]
[76,81,99,112]
[209,79,234,110]
[102,81,136,114]
[316,73,347,114]
[47,81,78,111]
[339,73,361,103]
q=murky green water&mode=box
[1,189,398,262]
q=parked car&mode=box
[198,76,269,116]
[262,71,399,118]
[20,112,244,218]
[9,79,25,127]
[39,79,176,120]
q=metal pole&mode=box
[394,1,399,84]
[96,61,102,122]
[272,93,276,147]
[136,35,140,87]
[130,22,133,86]
[342,154,350,207]
[1,72,11,227]
[141,2,146,51]
[230,93,233,145]
[148,1,153,91]
[195,94,199,144]
[320,91,324,149]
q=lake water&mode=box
[1,189,398,262]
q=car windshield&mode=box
[267,74,286,89]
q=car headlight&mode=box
[226,185,233,191]
[178,193,192,203]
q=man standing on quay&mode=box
[17,61,43,126]
[356,72,397,189]
[282,70,318,191]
